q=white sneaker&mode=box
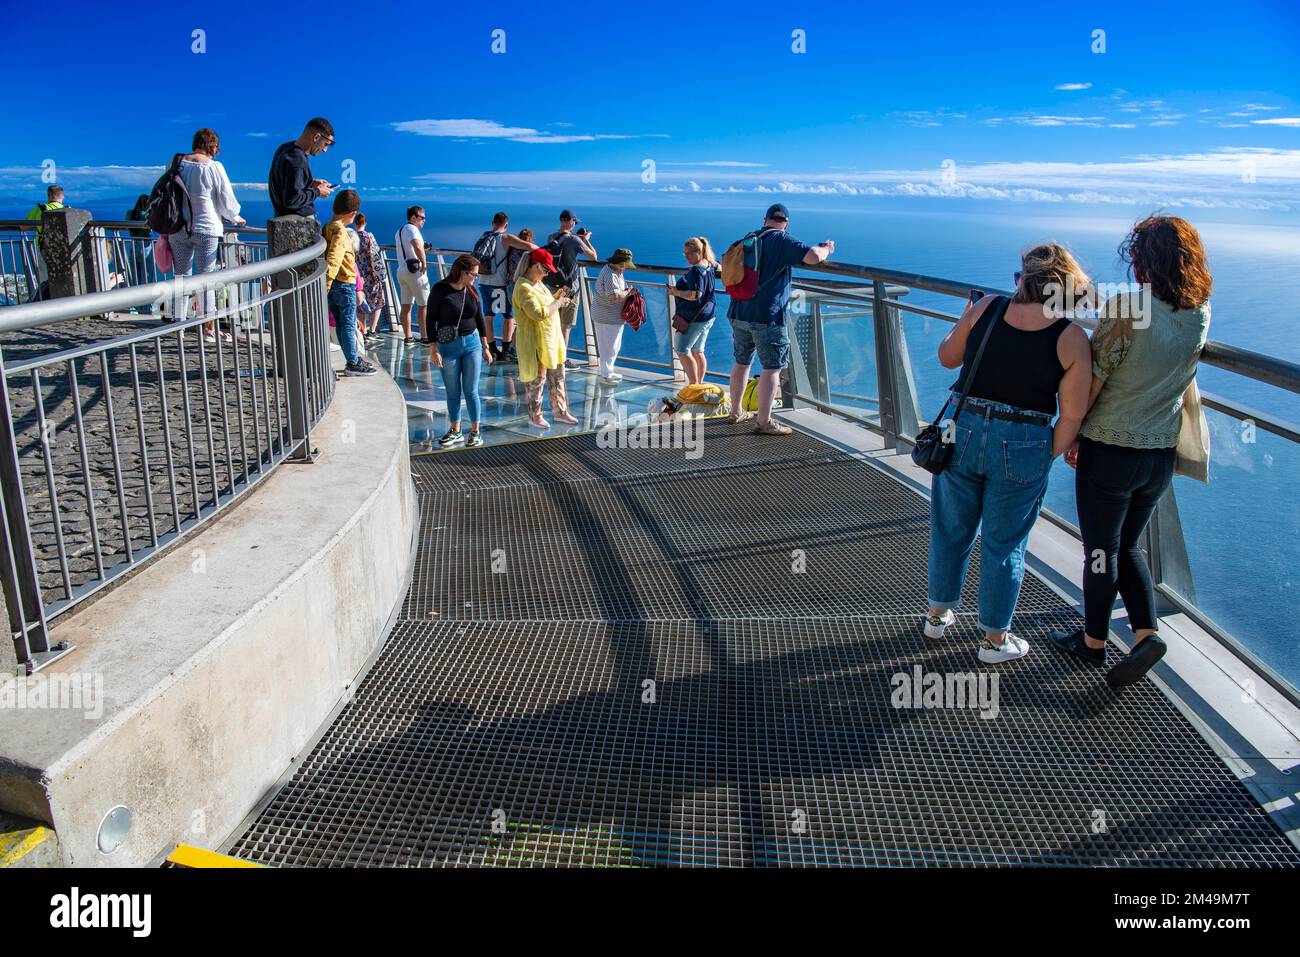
[924,609,956,640]
[978,633,1029,664]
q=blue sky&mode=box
[2,0,1298,218]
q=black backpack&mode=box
[146,153,193,236]
[542,233,575,291]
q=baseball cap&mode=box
[764,203,790,222]
[529,248,558,273]
[559,209,579,223]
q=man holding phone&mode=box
[268,118,336,219]
[544,210,598,368]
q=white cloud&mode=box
[1253,117,1300,127]
[1054,82,1093,91]
[662,161,768,168]
[408,146,1300,212]
[392,118,665,143]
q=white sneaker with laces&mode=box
[978,633,1029,664]
[924,609,956,639]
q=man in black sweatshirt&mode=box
[268,118,335,218]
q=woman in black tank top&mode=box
[951,308,1072,415]
[923,244,1093,666]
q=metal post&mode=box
[267,216,322,463]
[872,280,899,444]
[1144,484,1196,613]
[666,276,683,380]
[808,299,830,404]
[577,267,598,367]
[0,355,53,674]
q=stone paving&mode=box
[1,317,292,605]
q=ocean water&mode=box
[16,198,1300,684]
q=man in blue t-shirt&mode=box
[727,203,834,435]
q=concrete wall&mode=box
[0,365,414,866]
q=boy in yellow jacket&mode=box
[323,189,377,376]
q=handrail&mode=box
[0,238,325,333]
[88,220,267,236]
[0,224,333,673]
[416,245,1300,404]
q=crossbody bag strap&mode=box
[950,295,1008,420]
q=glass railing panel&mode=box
[1169,406,1300,686]
[808,297,881,424]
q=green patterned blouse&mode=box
[1080,292,1210,449]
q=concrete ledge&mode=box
[0,363,415,866]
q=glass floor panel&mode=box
[369,334,686,454]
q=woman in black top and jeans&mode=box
[426,254,494,448]
[924,243,1093,664]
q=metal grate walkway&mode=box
[231,422,1300,867]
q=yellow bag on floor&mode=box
[741,376,783,412]
[652,383,731,420]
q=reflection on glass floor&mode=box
[370,334,685,454]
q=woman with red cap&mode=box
[511,248,579,429]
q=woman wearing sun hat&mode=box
[590,247,636,385]
[511,247,580,429]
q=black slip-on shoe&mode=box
[1047,628,1106,667]
[1106,635,1167,689]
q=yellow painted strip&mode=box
[0,826,53,866]
[166,844,264,869]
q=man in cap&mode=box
[727,203,834,435]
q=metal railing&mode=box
[0,234,333,672]
[0,222,42,306]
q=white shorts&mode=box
[397,269,430,306]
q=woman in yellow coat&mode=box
[511,248,579,429]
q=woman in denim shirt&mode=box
[924,244,1093,663]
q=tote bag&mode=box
[1174,378,1210,483]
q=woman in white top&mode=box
[170,127,244,341]
[591,247,635,384]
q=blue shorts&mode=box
[672,316,714,354]
[730,319,789,371]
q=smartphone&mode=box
[969,289,983,305]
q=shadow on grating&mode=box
[232,619,1299,867]
[409,418,840,494]
[233,428,1300,867]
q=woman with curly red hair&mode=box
[1050,215,1213,688]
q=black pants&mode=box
[1075,437,1176,640]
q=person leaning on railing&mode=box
[511,248,579,430]
[268,117,335,218]
[170,127,245,343]
[924,244,1093,664]
[1049,216,1213,688]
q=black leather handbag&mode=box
[911,296,1007,475]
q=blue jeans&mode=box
[730,319,789,370]
[438,331,484,426]
[329,280,360,365]
[673,316,715,354]
[927,397,1054,633]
